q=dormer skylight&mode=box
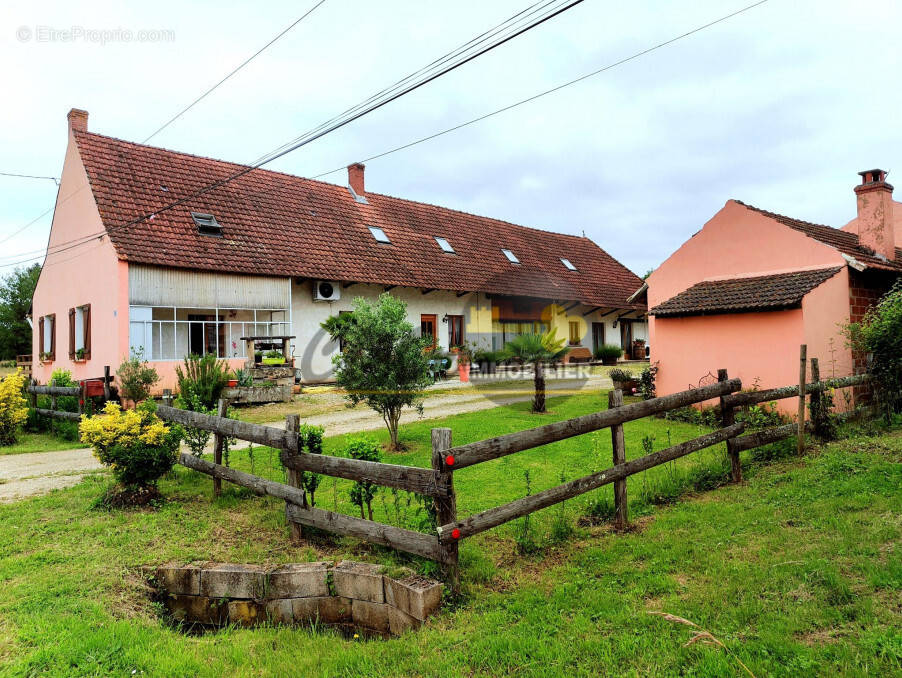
[191,212,222,236]
[501,248,520,264]
[435,237,455,253]
[561,258,577,271]
[368,226,391,244]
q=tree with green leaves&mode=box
[502,329,570,413]
[0,264,40,360]
[845,280,902,420]
[322,294,430,451]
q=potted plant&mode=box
[474,348,501,375]
[234,368,253,387]
[262,349,285,365]
[594,344,622,366]
[226,371,238,388]
[74,348,87,361]
[254,351,263,364]
[632,338,647,360]
[609,367,639,394]
[453,344,473,383]
[39,351,53,363]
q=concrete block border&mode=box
[147,560,443,636]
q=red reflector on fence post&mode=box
[445,455,455,467]
[451,528,461,540]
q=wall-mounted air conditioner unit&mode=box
[313,280,340,302]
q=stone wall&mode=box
[149,561,443,636]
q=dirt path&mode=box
[1,374,610,502]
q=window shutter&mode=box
[68,308,76,359]
[84,305,91,360]
[38,316,45,356]
[48,314,56,361]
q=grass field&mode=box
[0,392,898,676]
[2,432,86,456]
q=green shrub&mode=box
[345,436,380,520]
[80,401,180,495]
[234,369,253,387]
[117,349,159,404]
[845,279,902,419]
[299,424,324,506]
[608,368,634,382]
[594,344,622,362]
[0,369,28,446]
[638,363,658,400]
[175,353,229,410]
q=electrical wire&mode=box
[1,0,587,266]
[0,171,59,184]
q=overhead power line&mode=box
[0,171,59,184]
[0,0,768,271]
[0,0,329,247]
[143,0,329,144]
[312,0,771,178]
[3,0,586,268]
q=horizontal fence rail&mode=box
[723,373,870,408]
[27,385,81,397]
[179,452,309,506]
[157,406,442,496]
[442,379,741,471]
[285,504,441,561]
[436,422,745,542]
[32,408,81,421]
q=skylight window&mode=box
[501,248,520,264]
[368,226,391,244]
[561,258,577,271]
[435,237,455,253]
[191,212,222,236]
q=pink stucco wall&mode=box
[649,200,855,414]
[31,126,129,385]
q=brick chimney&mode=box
[67,108,88,133]
[348,162,365,196]
[853,169,895,259]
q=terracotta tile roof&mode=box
[73,131,645,309]
[737,201,902,272]
[650,267,843,317]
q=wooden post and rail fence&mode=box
[25,366,114,429]
[148,345,870,592]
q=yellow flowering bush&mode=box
[80,400,181,490]
[0,368,28,446]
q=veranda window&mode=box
[129,306,290,360]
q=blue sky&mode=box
[1,0,901,278]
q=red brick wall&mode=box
[848,270,899,404]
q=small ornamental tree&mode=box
[322,294,431,450]
[0,368,28,446]
[117,349,159,405]
[845,279,902,419]
[502,329,570,413]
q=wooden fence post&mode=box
[809,357,821,436]
[797,344,807,454]
[212,398,227,497]
[432,428,459,593]
[103,366,111,402]
[718,369,742,483]
[608,389,627,529]
[284,414,303,542]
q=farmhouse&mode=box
[30,109,647,390]
[647,169,902,412]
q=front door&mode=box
[592,322,605,352]
[420,314,437,350]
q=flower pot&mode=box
[262,358,285,365]
[227,379,238,387]
[458,362,471,383]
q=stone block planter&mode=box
[148,561,442,637]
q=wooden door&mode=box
[421,314,437,350]
[592,322,605,352]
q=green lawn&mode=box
[3,432,87,456]
[0,393,898,676]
